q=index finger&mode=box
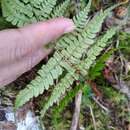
[0,18,74,65]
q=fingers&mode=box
[0,18,74,65]
[20,18,75,46]
[0,48,51,86]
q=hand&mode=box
[0,18,74,87]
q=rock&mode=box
[0,122,16,130]
[0,105,41,130]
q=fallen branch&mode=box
[92,96,110,113]
[70,91,82,130]
[89,105,97,130]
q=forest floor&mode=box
[0,0,130,130]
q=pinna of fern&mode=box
[1,0,70,27]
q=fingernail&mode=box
[64,21,75,33]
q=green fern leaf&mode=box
[51,0,70,18]
[40,72,79,117]
[88,49,114,79]
[15,3,93,108]
[15,5,116,110]
[2,0,36,27]
[40,27,117,116]
[56,0,92,49]
[15,52,64,109]
[73,0,92,31]
[79,27,117,76]
[1,0,58,26]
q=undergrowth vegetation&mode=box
[0,0,130,129]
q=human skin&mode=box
[0,18,74,87]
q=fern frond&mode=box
[56,0,92,49]
[15,52,64,109]
[43,26,117,115]
[1,0,58,27]
[2,0,35,27]
[78,27,117,76]
[40,72,79,117]
[40,27,117,116]
[88,49,114,80]
[15,3,93,108]
[34,0,58,20]
[73,0,92,31]
[55,9,109,65]
[56,3,115,50]
[51,0,70,18]
[15,6,115,110]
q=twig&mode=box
[92,96,110,113]
[89,105,97,130]
[70,90,82,130]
